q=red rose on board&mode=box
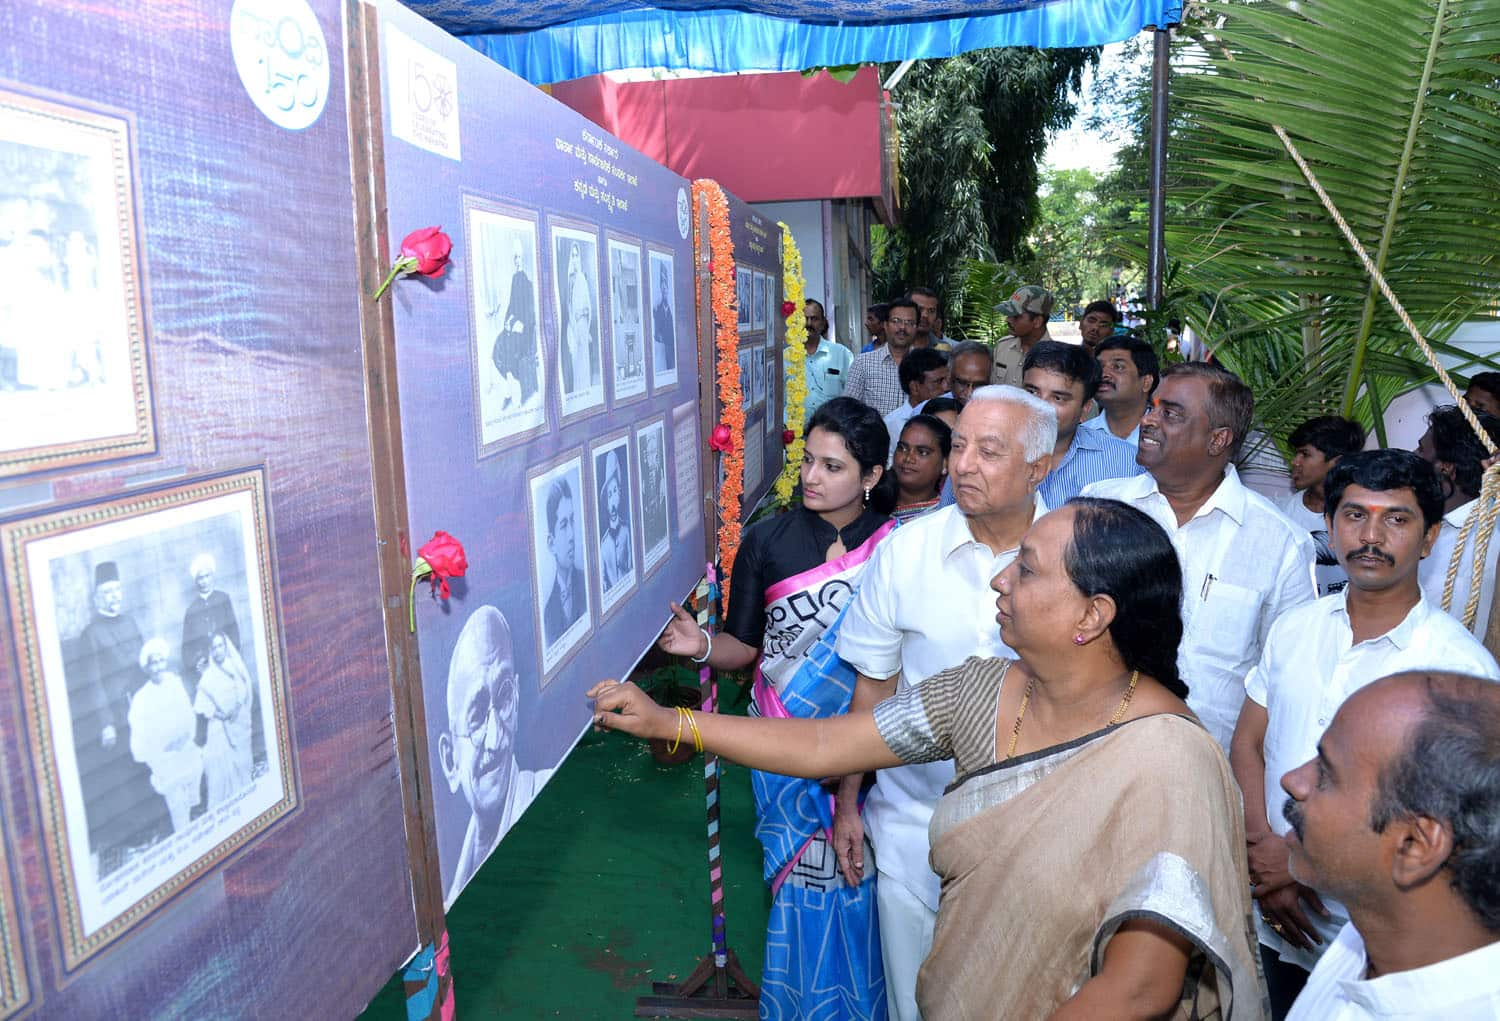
[709,424,734,453]
[781,300,796,318]
[409,530,468,631]
[782,429,796,446]
[372,226,454,300]
[401,226,453,278]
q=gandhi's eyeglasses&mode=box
[458,674,518,745]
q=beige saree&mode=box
[872,657,1267,1020]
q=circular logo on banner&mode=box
[676,187,691,240]
[229,0,330,131]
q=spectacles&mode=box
[458,673,518,745]
[889,317,917,327]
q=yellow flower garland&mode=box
[774,224,808,505]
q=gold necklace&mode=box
[1005,669,1140,760]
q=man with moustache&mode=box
[1083,334,1157,448]
[1230,450,1498,1017]
[803,299,853,420]
[1083,362,1316,755]
[1415,404,1500,637]
[989,285,1053,387]
[1280,672,1500,1019]
[439,606,554,902]
[845,298,919,416]
[835,386,1056,1021]
[597,448,632,590]
[542,477,588,645]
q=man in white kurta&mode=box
[1083,363,1315,755]
[835,386,1056,1021]
[1229,449,1498,1013]
[1415,403,1500,637]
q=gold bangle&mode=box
[685,709,704,754]
[667,706,686,754]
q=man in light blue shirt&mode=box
[1083,333,1158,449]
[1022,340,1143,506]
[803,299,853,421]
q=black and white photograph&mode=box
[635,419,671,576]
[550,222,604,420]
[466,197,546,454]
[432,604,554,910]
[751,271,767,332]
[0,471,294,966]
[765,275,779,344]
[739,348,753,410]
[606,238,646,403]
[527,453,593,677]
[765,346,781,438]
[752,346,766,407]
[591,434,636,615]
[647,248,677,391]
[0,87,155,480]
[736,266,752,332]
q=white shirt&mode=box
[1083,465,1316,753]
[1245,590,1498,967]
[836,499,1044,911]
[1288,922,1500,1020]
[1081,410,1140,448]
[1277,489,1350,598]
[804,337,854,419]
[1419,498,1500,639]
[883,400,921,462]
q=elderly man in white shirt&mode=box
[1083,362,1316,754]
[833,385,1055,1021]
[1280,671,1500,1021]
[1414,403,1500,637]
[1229,449,1500,1016]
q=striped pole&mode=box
[696,567,730,989]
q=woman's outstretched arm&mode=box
[588,679,903,778]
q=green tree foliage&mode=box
[872,46,1100,313]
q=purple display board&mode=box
[374,1,708,911]
[723,198,786,518]
[0,0,415,1015]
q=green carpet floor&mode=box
[359,684,769,1019]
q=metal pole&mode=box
[1145,26,1171,309]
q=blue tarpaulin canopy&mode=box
[400,0,1183,84]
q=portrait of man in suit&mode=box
[541,476,587,646]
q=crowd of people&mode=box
[590,283,1500,1020]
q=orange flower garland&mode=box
[692,180,745,600]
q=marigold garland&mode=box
[774,224,809,505]
[692,180,745,600]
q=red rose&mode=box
[782,429,796,446]
[780,300,795,318]
[409,530,468,631]
[709,424,734,453]
[400,226,453,278]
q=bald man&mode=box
[1283,672,1500,1018]
[438,606,553,904]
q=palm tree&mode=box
[1154,0,1500,446]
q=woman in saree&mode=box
[193,630,255,807]
[599,498,1266,1020]
[890,414,950,524]
[656,396,897,1020]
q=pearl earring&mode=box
[1073,634,1086,646]
[864,487,871,503]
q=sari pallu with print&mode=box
[750,520,893,1021]
[918,714,1268,1021]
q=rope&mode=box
[1271,125,1500,630]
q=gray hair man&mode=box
[834,385,1056,1021]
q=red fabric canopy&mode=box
[551,67,894,211]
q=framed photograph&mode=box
[605,236,647,405]
[527,452,593,681]
[751,271,767,332]
[634,418,671,577]
[589,432,636,617]
[738,349,752,410]
[0,87,155,480]
[464,196,546,457]
[765,346,781,438]
[549,221,604,422]
[752,346,766,407]
[765,275,780,346]
[646,248,677,392]
[0,826,28,1019]
[0,469,295,969]
[670,401,701,541]
[735,266,752,333]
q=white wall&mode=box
[752,199,826,331]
